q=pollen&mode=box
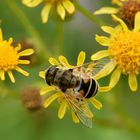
[109,31,140,74]
[91,12,140,91]
[0,43,19,71]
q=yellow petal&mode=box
[58,100,67,119]
[128,73,137,92]
[91,50,110,60]
[22,0,31,4]
[71,111,80,123]
[57,2,66,20]
[8,38,13,45]
[95,35,110,46]
[48,57,60,65]
[112,0,123,6]
[15,44,21,51]
[0,28,3,42]
[7,71,15,83]
[109,67,121,88]
[62,0,75,14]
[77,51,86,66]
[40,86,55,95]
[112,15,128,31]
[94,60,116,80]
[59,56,72,68]
[15,66,29,76]
[22,0,42,7]
[90,98,102,110]
[44,92,62,108]
[18,60,30,64]
[134,12,140,31]
[41,3,52,23]
[0,70,5,80]
[99,86,111,92]
[18,49,34,56]
[94,7,118,15]
[39,70,45,79]
[101,26,116,35]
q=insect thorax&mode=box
[45,66,80,92]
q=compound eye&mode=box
[45,66,58,85]
[45,70,51,85]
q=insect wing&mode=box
[73,59,115,78]
[64,94,93,128]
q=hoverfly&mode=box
[45,59,114,128]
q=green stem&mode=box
[55,21,64,54]
[5,0,52,59]
[74,1,105,26]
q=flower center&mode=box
[109,31,140,74]
[0,43,19,71]
[117,0,140,28]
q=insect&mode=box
[45,59,113,128]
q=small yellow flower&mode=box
[39,51,102,124]
[94,0,140,28]
[22,0,75,23]
[91,12,140,92]
[0,29,34,83]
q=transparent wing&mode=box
[72,58,115,79]
[64,93,93,128]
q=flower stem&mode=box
[5,0,52,59]
[55,21,64,54]
[74,1,104,26]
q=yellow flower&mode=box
[39,51,102,124]
[22,0,75,23]
[0,29,34,83]
[91,12,140,92]
[94,0,140,28]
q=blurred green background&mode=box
[0,0,140,140]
